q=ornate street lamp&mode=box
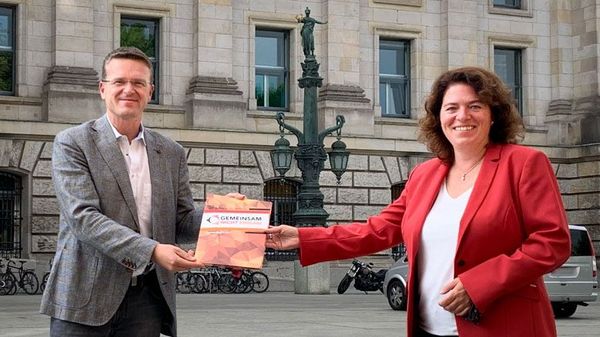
[271,6,349,227]
[270,6,349,295]
[328,129,350,183]
[272,113,348,184]
[271,122,293,177]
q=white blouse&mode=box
[417,182,472,335]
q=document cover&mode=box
[194,194,272,269]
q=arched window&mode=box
[390,180,407,261]
[263,178,299,261]
[0,172,22,258]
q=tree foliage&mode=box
[120,22,156,57]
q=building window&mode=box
[493,0,521,9]
[0,6,15,96]
[0,172,22,258]
[390,181,406,261]
[121,17,159,104]
[255,30,289,110]
[494,48,523,114]
[263,178,298,261]
[379,39,411,117]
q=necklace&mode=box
[460,156,485,181]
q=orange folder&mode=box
[194,194,272,269]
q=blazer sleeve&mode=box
[52,131,157,271]
[298,180,409,266]
[174,144,202,243]
[459,150,571,313]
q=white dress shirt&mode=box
[107,118,153,239]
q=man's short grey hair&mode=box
[102,47,153,81]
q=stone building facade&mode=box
[0,0,598,268]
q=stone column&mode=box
[42,0,102,122]
[546,0,600,145]
[185,0,246,130]
[549,0,574,102]
[569,0,600,144]
[319,0,372,136]
[442,0,478,68]
[294,261,330,294]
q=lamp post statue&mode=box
[298,7,326,58]
[271,7,350,294]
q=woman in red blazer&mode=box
[264,67,570,337]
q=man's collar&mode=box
[106,114,146,144]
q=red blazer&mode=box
[299,143,570,337]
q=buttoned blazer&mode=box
[40,115,201,337]
[298,143,570,337]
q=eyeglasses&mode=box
[101,78,152,89]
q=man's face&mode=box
[99,58,153,122]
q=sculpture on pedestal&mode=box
[297,7,327,58]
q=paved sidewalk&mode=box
[0,292,598,336]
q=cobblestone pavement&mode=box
[0,293,598,336]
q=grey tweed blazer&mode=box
[40,115,202,337]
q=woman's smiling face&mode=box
[439,83,493,153]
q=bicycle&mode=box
[217,268,254,294]
[188,270,208,293]
[0,259,16,296]
[40,258,53,293]
[199,266,228,293]
[250,271,269,293]
[176,271,205,294]
[5,259,39,295]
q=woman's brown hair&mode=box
[418,66,524,163]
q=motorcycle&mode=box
[337,259,388,294]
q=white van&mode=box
[384,225,599,317]
[544,225,598,318]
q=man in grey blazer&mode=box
[41,47,204,337]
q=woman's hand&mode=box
[439,277,473,317]
[262,225,300,250]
